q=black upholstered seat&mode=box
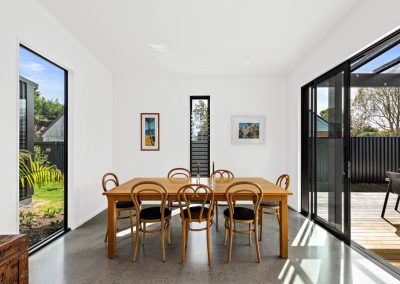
[183,206,211,219]
[140,207,171,220]
[116,201,134,209]
[223,207,255,220]
[260,201,279,207]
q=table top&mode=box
[103,177,292,196]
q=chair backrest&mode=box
[225,181,263,220]
[167,168,191,179]
[212,169,235,181]
[276,174,290,190]
[130,181,169,220]
[177,184,214,223]
[387,171,400,194]
[102,172,119,192]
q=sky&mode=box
[19,46,65,104]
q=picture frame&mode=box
[231,115,265,145]
[141,113,160,151]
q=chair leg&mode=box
[142,222,146,246]
[395,195,400,211]
[132,222,140,262]
[228,221,234,263]
[254,220,261,263]
[381,188,391,218]
[167,219,171,245]
[104,227,108,242]
[207,223,211,266]
[224,220,228,246]
[116,211,120,231]
[259,207,263,241]
[129,210,134,242]
[276,209,280,225]
[248,223,252,246]
[161,220,166,262]
[181,221,186,263]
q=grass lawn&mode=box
[32,182,64,214]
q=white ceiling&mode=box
[38,0,361,76]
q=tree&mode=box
[352,87,400,136]
[191,100,209,140]
[34,90,64,139]
[319,109,329,121]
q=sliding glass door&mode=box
[302,63,351,243]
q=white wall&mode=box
[287,0,400,210]
[114,73,291,204]
[0,0,113,233]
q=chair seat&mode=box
[223,207,255,220]
[116,201,134,209]
[183,206,211,219]
[140,207,171,220]
[260,201,279,207]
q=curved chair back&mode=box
[177,184,214,223]
[276,174,290,190]
[212,169,235,181]
[167,168,191,179]
[130,181,169,220]
[225,181,263,220]
[102,172,119,192]
[387,172,400,194]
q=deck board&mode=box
[317,191,400,269]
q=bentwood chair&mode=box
[102,173,135,243]
[224,181,262,263]
[259,174,290,241]
[130,181,171,262]
[381,171,400,218]
[211,169,235,231]
[177,184,215,265]
[167,168,191,210]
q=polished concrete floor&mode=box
[30,207,400,284]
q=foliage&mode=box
[319,109,329,121]
[34,90,64,138]
[352,87,400,136]
[19,150,64,189]
[19,211,37,229]
[42,207,63,218]
[49,220,64,232]
[33,145,51,166]
[191,100,209,140]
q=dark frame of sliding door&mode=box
[301,28,400,279]
[301,62,351,245]
[19,44,70,255]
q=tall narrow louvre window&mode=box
[190,96,210,177]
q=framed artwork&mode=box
[231,115,265,145]
[141,113,160,151]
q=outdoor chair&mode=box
[381,171,400,218]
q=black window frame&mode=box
[190,96,210,177]
[19,44,70,255]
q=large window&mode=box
[19,45,68,251]
[190,96,210,177]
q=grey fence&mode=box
[351,137,400,183]
[34,141,65,173]
[315,137,400,184]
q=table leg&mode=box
[279,197,288,258]
[107,196,117,258]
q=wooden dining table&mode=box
[103,177,292,259]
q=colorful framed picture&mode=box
[141,113,160,151]
[231,115,265,145]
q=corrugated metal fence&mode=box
[351,137,400,183]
